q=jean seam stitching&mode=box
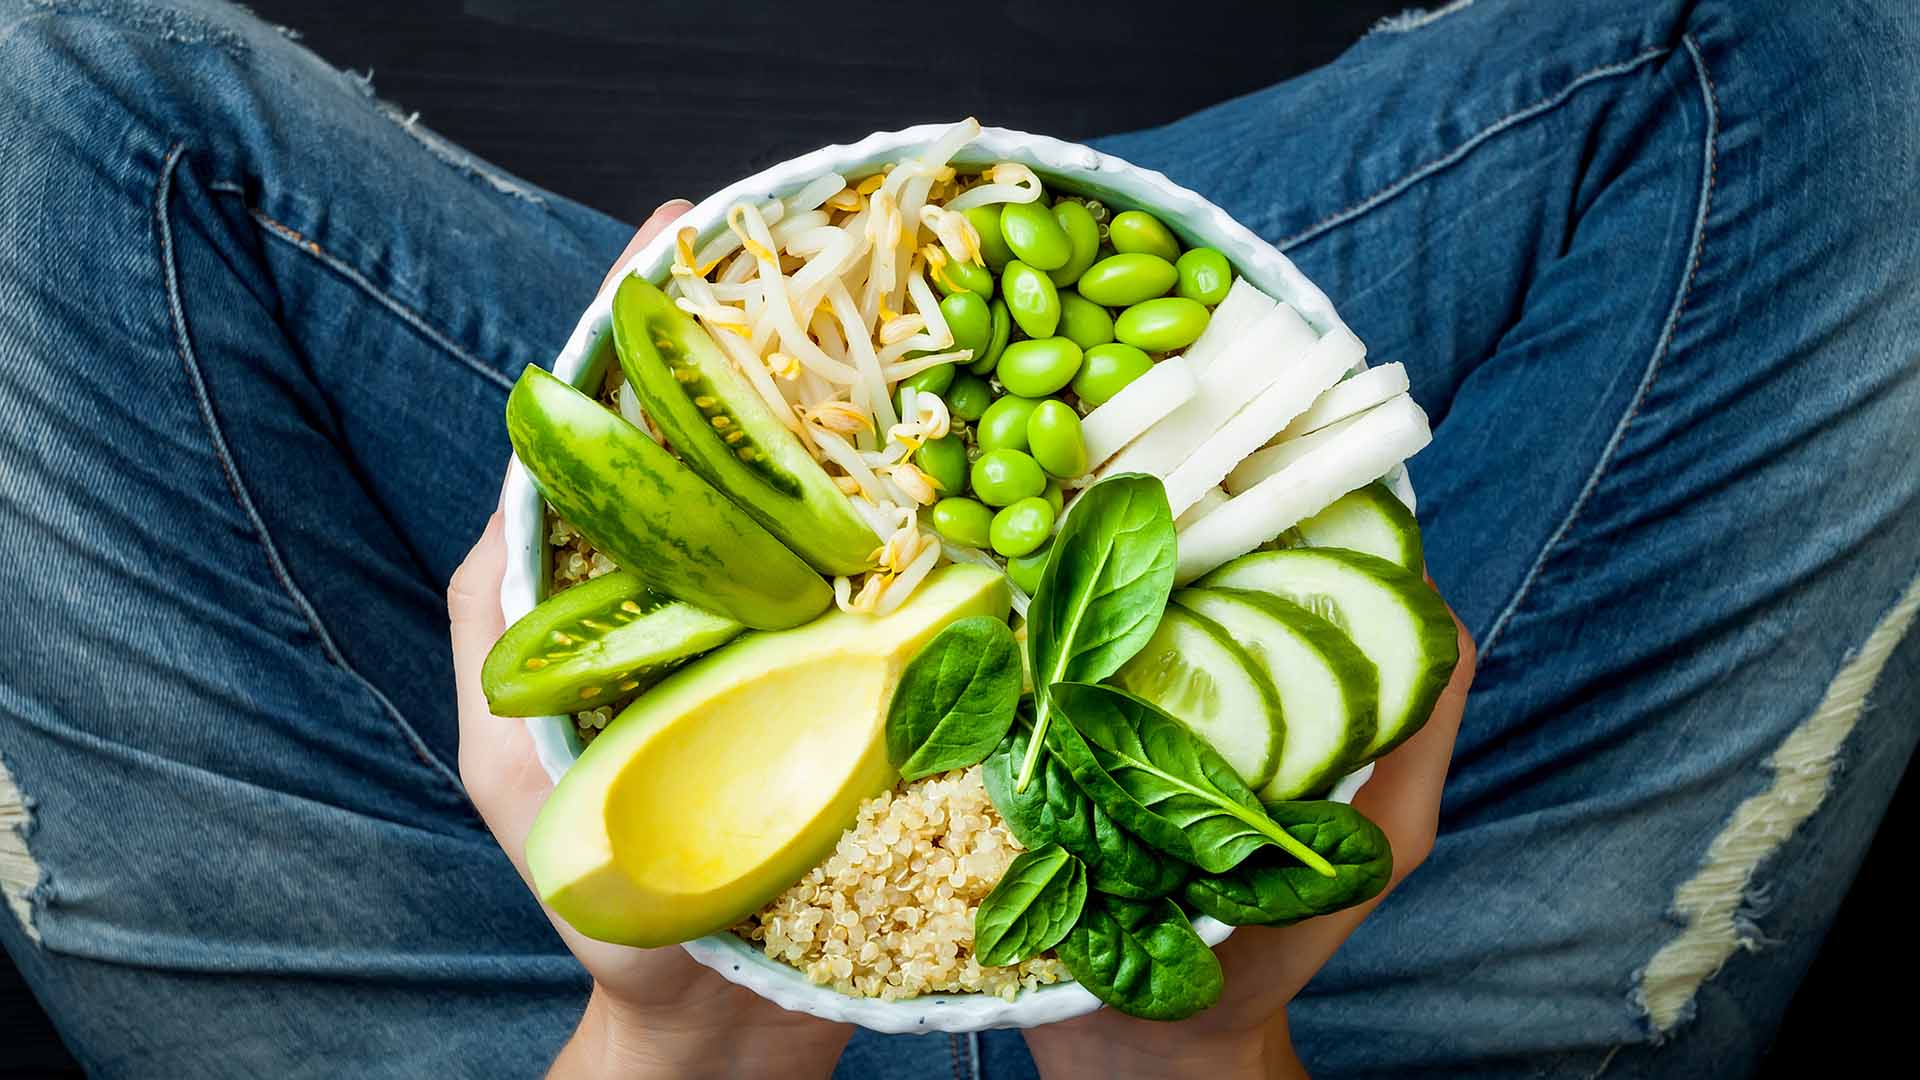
[236,200,515,393]
[155,143,470,799]
[1276,44,1673,251]
[1479,35,1720,664]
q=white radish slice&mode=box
[1100,301,1319,481]
[1227,393,1385,494]
[1175,485,1230,530]
[1180,277,1276,378]
[1176,393,1432,583]
[1082,355,1199,469]
[1271,362,1410,444]
[1160,324,1363,517]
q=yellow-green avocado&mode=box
[526,563,1011,947]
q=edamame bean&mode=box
[1007,540,1053,594]
[915,434,970,497]
[971,448,1048,507]
[990,497,1056,557]
[998,200,1073,270]
[940,290,993,362]
[977,395,1040,452]
[946,373,993,422]
[1175,247,1232,305]
[1075,253,1178,307]
[996,337,1084,398]
[1026,400,1088,478]
[1042,479,1063,516]
[965,205,1016,269]
[1002,261,1061,338]
[1070,342,1154,406]
[931,496,994,549]
[897,361,956,409]
[970,298,1012,374]
[934,256,995,299]
[1114,297,1210,352]
[1048,200,1101,287]
[1108,210,1182,263]
[1058,292,1115,350]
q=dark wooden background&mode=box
[2,2,1900,1075]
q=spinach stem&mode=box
[1013,700,1049,792]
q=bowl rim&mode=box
[499,121,1408,1033]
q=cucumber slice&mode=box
[1201,549,1457,763]
[1173,589,1377,800]
[1280,481,1424,573]
[1112,607,1284,789]
[482,570,744,716]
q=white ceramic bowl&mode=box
[500,123,1410,1033]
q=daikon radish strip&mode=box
[1159,324,1363,516]
[1271,362,1409,443]
[1082,355,1200,468]
[1180,278,1276,378]
[1176,393,1432,583]
[1174,485,1230,530]
[1100,301,1320,480]
[785,172,848,215]
[1224,406,1361,493]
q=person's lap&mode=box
[0,1,1914,1077]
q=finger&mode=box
[597,199,695,294]
[448,506,508,722]
[1212,604,1477,998]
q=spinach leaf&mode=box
[983,726,1188,899]
[886,616,1021,780]
[974,843,1087,966]
[1017,474,1177,792]
[1046,682,1337,877]
[1183,801,1393,926]
[1055,893,1223,1021]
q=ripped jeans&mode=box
[1,1,1917,1077]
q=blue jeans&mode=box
[1,1,1915,1077]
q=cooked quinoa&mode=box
[543,513,628,743]
[735,766,1069,1001]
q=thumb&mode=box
[449,506,508,721]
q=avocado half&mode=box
[526,563,1011,948]
[611,276,879,577]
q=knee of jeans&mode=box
[0,1,289,172]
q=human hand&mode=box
[446,202,853,1080]
[1021,596,1478,1080]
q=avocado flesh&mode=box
[611,276,879,576]
[527,564,1011,947]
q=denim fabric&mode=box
[1,1,1915,1078]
